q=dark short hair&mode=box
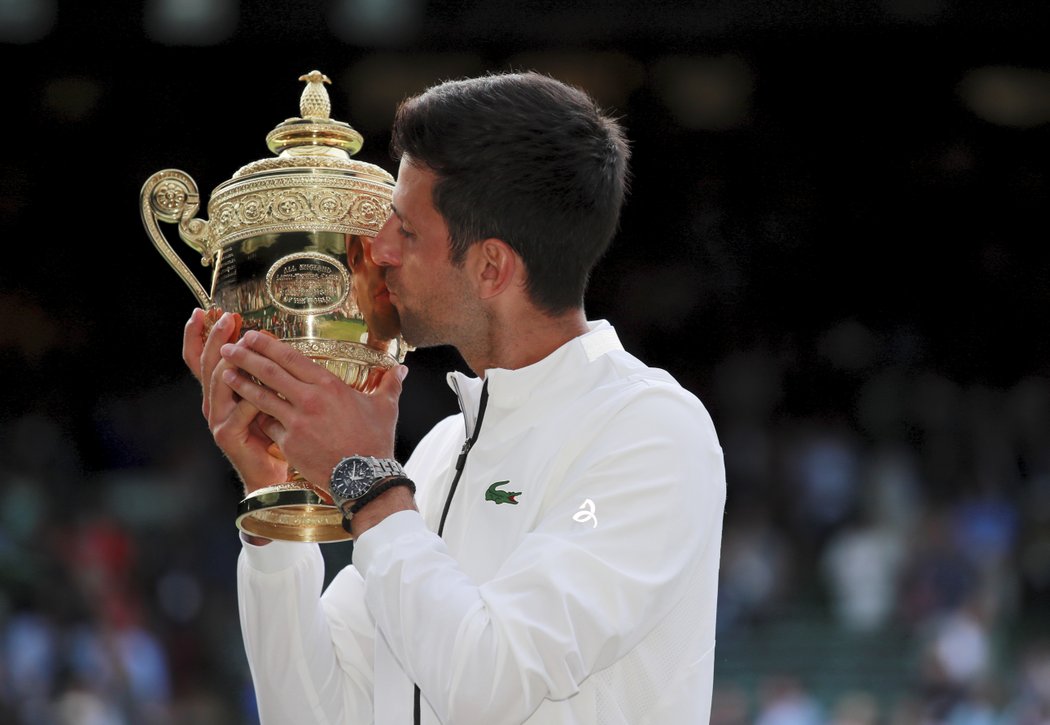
[390,72,630,314]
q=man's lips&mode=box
[380,271,401,305]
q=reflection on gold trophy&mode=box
[140,71,408,543]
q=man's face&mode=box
[370,158,479,349]
[346,234,400,344]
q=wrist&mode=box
[349,484,417,538]
[349,476,415,515]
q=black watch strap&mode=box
[348,476,416,517]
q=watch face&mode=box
[331,457,376,502]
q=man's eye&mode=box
[398,226,415,239]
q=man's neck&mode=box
[462,308,589,377]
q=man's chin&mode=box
[397,317,435,349]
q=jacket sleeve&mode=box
[352,388,726,725]
[237,539,376,725]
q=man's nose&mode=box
[369,216,401,267]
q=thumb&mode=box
[377,364,408,401]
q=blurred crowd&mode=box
[0,377,258,724]
[700,320,1050,724]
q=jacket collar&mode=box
[446,320,622,428]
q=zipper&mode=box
[438,379,489,537]
[416,379,490,724]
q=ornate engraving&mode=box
[265,252,350,315]
[253,508,344,528]
[152,180,188,217]
[240,194,267,223]
[206,175,393,248]
[316,192,349,222]
[287,338,396,368]
[272,192,310,221]
[350,195,385,228]
[234,155,395,181]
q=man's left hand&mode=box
[218,331,407,489]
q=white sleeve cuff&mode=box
[351,510,431,576]
[239,535,319,574]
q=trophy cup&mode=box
[140,71,408,543]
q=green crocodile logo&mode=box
[485,480,521,505]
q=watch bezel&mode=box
[329,456,405,511]
[331,456,374,502]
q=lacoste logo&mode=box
[485,480,521,505]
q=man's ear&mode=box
[473,238,522,300]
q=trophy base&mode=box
[236,483,351,543]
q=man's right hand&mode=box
[183,308,289,495]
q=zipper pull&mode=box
[455,439,473,472]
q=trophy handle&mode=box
[139,169,215,309]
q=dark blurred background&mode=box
[2,0,1049,723]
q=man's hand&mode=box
[182,308,210,384]
[218,330,407,490]
[182,309,289,494]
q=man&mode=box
[183,72,726,725]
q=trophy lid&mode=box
[193,71,394,251]
[229,70,394,185]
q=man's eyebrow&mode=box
[390,204,414,229]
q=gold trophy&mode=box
[140,71,408,543]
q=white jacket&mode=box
[237,321,726,725]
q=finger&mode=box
[220,365,294,422]
[263,437,286,461]
[230,331,331,386]
[208,358,268,448]
[182,308,207,382]
[201,311,239,417]
[219,337,316,406]
[254,415,286,450]
[212,395,272,453]
[375,364,408,407]
[208,356,272,430]
[208,357,242,425]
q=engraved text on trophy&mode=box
[266,252,350,315]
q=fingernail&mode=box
[222,369,237,384]
[220,343,235,357]
[215,313,229,330]
[396,365,409,382]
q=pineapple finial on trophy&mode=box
[298,70,333,119]
[264,70,363,158]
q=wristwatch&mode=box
[329,455,406,514]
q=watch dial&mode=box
[331,457,376,502]
[346,458,373,497]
